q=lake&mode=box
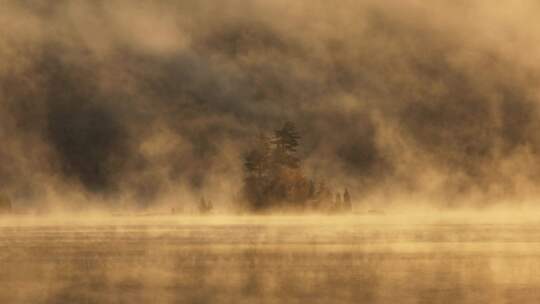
[1,215,540,303]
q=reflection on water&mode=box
[1,216,540,303]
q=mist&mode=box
[2,0,540,211]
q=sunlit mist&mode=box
[1,1,540,303]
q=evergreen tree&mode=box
[243,133,273,210]
[335,192,342,211]
[244,133,272,178]
[308,180,316,199]
[343,188,352,212]
[0,193,11,214]
[198,196,213,214]
[272,121,300,168]
[242,122,340,212]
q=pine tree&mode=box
[343,188,352,212]
[272,121,300,168]
[198,196,212,214]
[335,192,342,211]
[244,133,272,179]
[241,122,322,212]
[0,193,11,214]
[243,133,274,211]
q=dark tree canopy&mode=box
[272,121,300,168]
[244,133,272,177]
[273,121,300,153]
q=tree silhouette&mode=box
[242,122,353,213]
[335,192,342,211]
[0,194,11,214]
[272,121,300,168]
[243,122,306,211]
[243,133,273,210]
[244,133,272,179]
[198,196,213,214]
[343,188,352,212]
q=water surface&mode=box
[1,215,540,303]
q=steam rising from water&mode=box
[1,0,540,210]
[3,214,540,303]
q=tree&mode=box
[241,122,353,213]
[242,122,307,211]
[272,121,300,168]
[244,133,272,179]
[314,180,333,211]
[0,194,11,214]
[243,133,273,210]
[335,192,342,211]
[198,196,213,214]
[343,188,352,212]
[308,180,316,199]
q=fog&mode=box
[3,214,540,303]
[3,3,540,302]
[1,1,540,212]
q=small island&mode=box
[242,122,352,213]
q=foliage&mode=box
[242,122,352,212]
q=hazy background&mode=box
[2,0,540,212]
